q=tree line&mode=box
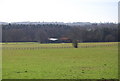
[2,23,118,43]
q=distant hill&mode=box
[0,22,8,25]
[0,22,92,26]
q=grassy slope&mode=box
[2,43,118,79]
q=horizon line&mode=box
[0,21,118,24]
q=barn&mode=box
[48,37,71,43]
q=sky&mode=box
[0,0,118,23]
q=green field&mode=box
[2,42,118,79]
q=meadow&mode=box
[2,42,118,79]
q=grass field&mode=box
[2,42,118,79]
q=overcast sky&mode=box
[0,0,118,23]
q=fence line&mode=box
[2,43,118,50]
[79,43,117,48]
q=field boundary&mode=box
[2,43,118,50]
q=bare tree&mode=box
[35,30,48,43]
[67,27,84,48]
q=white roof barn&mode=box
[48,38,58,41]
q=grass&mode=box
[2,42,118,48]
[2,42,118,79]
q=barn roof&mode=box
[48,38,58,41]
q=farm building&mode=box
[48,37,71,43]
[59,37,71,43]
